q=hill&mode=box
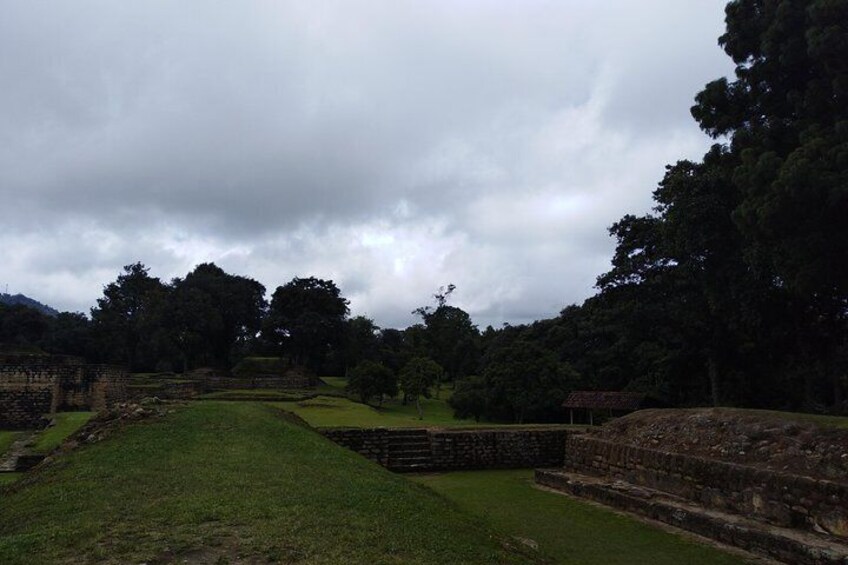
[592,407,848,482]
[0,402,527,564]
[0,293,59,317]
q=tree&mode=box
[691,0,848,409]
[341,316,381,376]
[413,285,480,392]
[265,277,350,370]
[347,360,398,406]
[482,339,577,423]
[448,376,487,422]
[399,357,443,420]
[170,263,266,368]
[90,263,167,370]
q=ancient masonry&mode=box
[322,427,568,472]
[0,354,127,429]
[536,434,848,565]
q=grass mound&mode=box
[32,412,95,453]
[594,407,848,481]
[231,356,287,377]
[0,402,525,564]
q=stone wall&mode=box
[321,428,390,466]
[192,371,316,390]
[430,428,567,470]
[564,434,848,539]
[0,357,127,429]
[322,427,568,471]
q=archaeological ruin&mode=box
[0,354,128,429]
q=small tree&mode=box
[347,360,397,406]
[400,357,443,420]
[448,376,487,422]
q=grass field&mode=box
[0,402,528,564]
[0,431,22,458]
[268,394,556,429]
[32,412,95,453]
[413,470,746,565]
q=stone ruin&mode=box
[0,354,127,429]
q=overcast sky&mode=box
[1,1,733,329]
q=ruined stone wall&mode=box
[199,372,316,390]
[321,428,390,466]
[0,372,55,429]
[321,427,568,471]
[429,428,567,470]
[564,435,848,539]
[0,359,128,429]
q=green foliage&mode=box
[400,357,443,419]
[449,376,487,422]
[413,285,480,383]
[265,277,350,371]
[346,360,397,405]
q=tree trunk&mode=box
[707,354,721,407]
[415,397,423,420]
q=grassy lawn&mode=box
[0,473,22,486]
[32,412,95,454]
[0,431,22,458]
[268,394,538,429]
[0,402,529,564]
[198,389,313,401]
[413,470,748,565]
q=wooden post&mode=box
[589,410,594,426]
[570,409,574,425]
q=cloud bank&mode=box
[0,1,733,328]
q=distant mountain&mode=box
[0,293,60,317]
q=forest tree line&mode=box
[1,0,846,420]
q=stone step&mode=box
[388,429,429,437]
[391,454,431,462]
[390,448,431,456]
[535,469,848,565]
[389,441,430,448]
[0,431,37,473]
[389,462,432,472]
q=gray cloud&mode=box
[1,0,733,328]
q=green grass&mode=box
[0,473,22,487]
[413,470,748,565]
[270,394,574,429]
[198,389,314,401]
[0,431,22,458]
[268,395,475,428]
[32,412,95,454]
[0,402,529,564]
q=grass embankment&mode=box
[0,402,528,564]
[413,470,747,565]
[32,412,95,453]
[0,431,22,457]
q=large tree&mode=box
[265,277,349,369]
[170,263,266,368]
[90,262,167,370]
[692,0,848,408]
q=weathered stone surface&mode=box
[563,434,848,539]
[322,427,568,472]
[0,355,127,429]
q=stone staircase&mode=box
[0,431,37,473]
[536,434,848,565]
[386,429,433,472]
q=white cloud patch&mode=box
[0,0,733,327]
